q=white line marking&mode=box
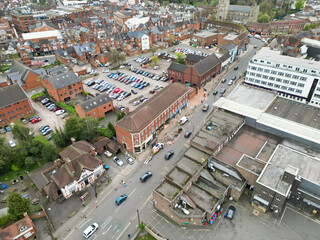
[101,216,112,229]
[116,221,132,240]
[114,205,122,213]
[285,206,320,224]
[111,233,117,239]
[79,218,93,229]
[129,188,136,197]
[113,225,118,230]
[102,225,112,235]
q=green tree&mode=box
[7,192,30,221]
[25,156,36,168]
[150,45,157,55]
[41,144,57,162]
[303,24,311,31]
[116,112,126,121]
[109,50,126,67]
[167,34,175,46]
[79,117,99,142]
[65,116,83,141]
[97,127,113,139]
[52,127,69,148]
[151,56,160,66]
[176,52,186,64]
[27,139,44,158]
[107,122,116,137]
[0,145,13,174]
[295,0,305,11]
[12,124,33,142]
[258,13,271,23]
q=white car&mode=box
[166,59,172,62]
[113,157,124,166]
[9,140,16,148]
[119,65,125,69]
[83,223,99,239]
[102,69,110,73]
[133,101,140,106]
[55,109,65,115]
[154,66,159,70]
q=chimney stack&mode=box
[65,158,75,173]
[90,146,97,157]
[71,137,76,144]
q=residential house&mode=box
[42,71,84,102]
[0,84,34,127]
[75,94,114,118]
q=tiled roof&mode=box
[79,94,113,113]
[0,84,28,108]
[45,71,81,90]
[185,54,205,63]
[116,83,188,132]
[193,53,221,76]
[168,62,189,72]
[0,215,35,240]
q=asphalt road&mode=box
[64,37,265,240]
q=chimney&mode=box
[71,137,76,144]
[54,158,63,168]
[66,158,75,173]
[90,146,97,157]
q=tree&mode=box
[79,117,99,142]
[107,122,116,137]
[0,145,13,174]
[176,52,186,64]
[151,56,159,66]
[109,50,126,67]
[7,192,30,221]
[150,45,157,55]
[27,139,44,158]
[25,156,36,168]
[303,24,311,31]
[52,127,69,148]
[12,124,33,142]
[97,127,114,139]
[167,34,175,46]
[65,116,83,141]
[295,0,305,11]
[258,13,271,23]
[116,112,126,121]
[41,144,57,162]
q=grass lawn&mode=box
[135,234,156,240]
[34,135,51,146]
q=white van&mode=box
[83,223,99,239]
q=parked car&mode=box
[20,118,28,124]
[126,156,134,165]
[224,205,236,220]
[140,171,153,182]
[220,88,226,94]
[83,223,99,239]
[133,101,140,106]
[234,66,239,70]
[221,78,226,83]
[113,156,124,166]
[55,109,65,115]
[31,117,42,124]
[164,150,174,160]
[213,90,218,95]
[4,125,11,132]
[115,194,127,205]
[9,140,16,148]
[39,125,49,131]
[231,76,237,81]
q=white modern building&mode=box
[245,47,320,107]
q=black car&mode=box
[234,66,239,70]
[213,90,218,95]
[184,131,192,138]
[131,89,137,94]
[140,171,153,182]
[87,81,95,86]
[165,150,174,160]
[224,205,236,219]
[231,76,237,81]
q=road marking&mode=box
[116,221,132,240]
[283,205,320,225]
[111,233,117,239]
[102,225,112,235]
[113,225,118,230]
[129,188,136,197]
[101,216,112,229]
[79,218,93,229]
[115,205,123,213]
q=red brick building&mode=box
[75,94,114,118]
[7,60,46,91]
[115,83,189,154]
[113,11,134,25]
[0,84,34,127]
[42,71,83,102]
[11,13,37,33]
[0,213,36,240]
[168,54,221,88]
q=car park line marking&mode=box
[129,188,136,197]
[101,216,112,229]
[113,225,118,230]
[102,225,112,235]
[88,234,97,240]
[283,205,320,225]
[111,233,117,239]
[79,218,93,228]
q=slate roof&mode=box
[7,60,43,86]
[193,53,221,76]
[0,84,28,108]
[228,5,251,13]
[127,30,150,39]
[45,71,81,90]
[185,54,205,63]
[79,94,113,113]
[168,62,189,72]
[116,83,188,132]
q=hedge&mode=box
[31,92,45,100]
[57,102,77,115]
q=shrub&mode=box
[57,102,77,115]
[98,116,105,121]
[0,214,13,228]
[31,92,45,100]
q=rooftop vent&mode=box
[93,102,97,105]
[274,107,277,110]
[295,113,298,116]
[20,226,27,232]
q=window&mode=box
[258,68,263,72]
[260,60,264,63]
[256,74,261,78]
[276,78,282,82]
[278,72,284,76]
[274,84,280,88]
[298,83,305,87]
[292,75,299,79]
[269,77,275,81]
[261,81,267,85]
[276,197,281,201]
[68,86,72,90]
[276,64,280,67]
[255,79,261,83]
[264,69,270,73]
[267,82,274,86]
[288,88,295,92]
[267,62,271,64]
[303,69,307,73]
[285,73,291,78]
[79,87,81,90]
[290,81,297,85]
[300,76,307,81]
[281,86,287,90]
[288,66,292,69]
[269,193,274,197]
[295,89,302,93]
[283,80,289,84]
[251,66,257,70]
[262,190,267,194]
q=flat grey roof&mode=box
[265,97,320,130]
[184,147,210,164]
[237,155,266,175]
[186,184,218,212]
[258,145,320,195]
[254,47,320,72]
[176,157,202,176]
[156,180,181,201]
[228,84,277,111]
[194,30,217,38]
[167,167,190,187]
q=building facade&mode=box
[42,71,84,102]
[0,84,34,127]
[115,84,189,154]
[245,47,320,107]
[75,94,114,118]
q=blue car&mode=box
[134,84,140,88]
[115,194,127,205]
[108,73,114,78]
[1,184,7,190]
[104,163,109,170]
[138,85,145,90]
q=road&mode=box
[63,37,264,240]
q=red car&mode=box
[53,107,61,112]
[31,117,42,124]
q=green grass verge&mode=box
[34,135,51,146]
[0,65,11,72]
[135,235,156,240]
[57,102,77,115]
[31,92,45,100]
